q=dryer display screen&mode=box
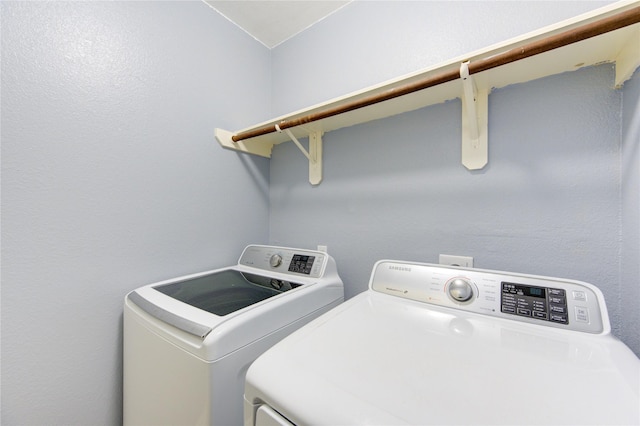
[501,282,568,324]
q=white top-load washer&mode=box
[123,245,343,426]
[244,260,640,425]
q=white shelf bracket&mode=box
[278,126,323,185]
[460,61,488,171]
[614,25,640,88]
[214,128,273,158]
[308,131,323,185]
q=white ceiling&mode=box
[204,1,352,48]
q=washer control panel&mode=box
[371,261,606,334]
[239,245,327,278]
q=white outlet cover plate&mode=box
[439,254,474,268]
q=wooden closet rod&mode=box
[232,5,640,143]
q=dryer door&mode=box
[255,405,294,426]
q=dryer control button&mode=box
[448,278,474,303]
[575,307,590,323]
[572,291,587,301]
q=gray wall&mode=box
[269,0,640,355]
[622,69,640,354]
[2,1,638,424]
[1,1,270,424]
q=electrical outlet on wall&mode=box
[439,254,474,268]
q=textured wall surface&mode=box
[1,2,270,424]
[269,1,639,355]
[270,65,621,302]
[621,68,640,355]
[2,1,637,424]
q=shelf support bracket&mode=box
[278,126,323,185]
[460,61,488,171]
[614,25,640,88]
[214,128,273,158]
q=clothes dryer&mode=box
[124,245,343,425]
[245,260,639,425]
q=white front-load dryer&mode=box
[244,260,639,425]
[123,245,343,426]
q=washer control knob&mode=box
[448,278,474,303]
[269,254,283,268]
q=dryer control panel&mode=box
[370,261,607,334]
[501,282,569,324]
[239,245,328,278]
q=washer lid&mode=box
[154,270,300,317]
[130,270,301,338]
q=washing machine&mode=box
[244,260,640,425]
[123,244,343,426]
